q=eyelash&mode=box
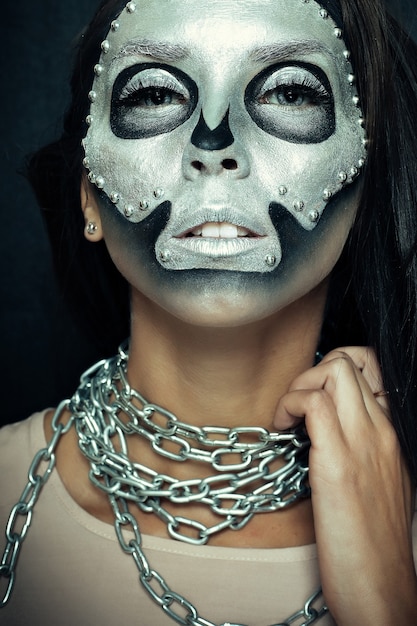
[258,74,331,107]
[119,75,188,106]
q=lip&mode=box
[169,206,269,240]
[155,204,282,272]
[172,235,264,257]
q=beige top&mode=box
[1,412,416,626]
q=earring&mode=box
[86,221,98,235]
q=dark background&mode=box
[1,0,416,427]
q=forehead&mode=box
[108,0,343,72]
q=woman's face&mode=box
[83,0,366,327]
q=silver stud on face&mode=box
[265,255,276,267]
[84,1,366,247]
[159,250,172,263]
[83,157,90,168]
[86,115,93,126]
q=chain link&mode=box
[0,347,329,624]
[0,400,73,607]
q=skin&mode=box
[46,0,417,624]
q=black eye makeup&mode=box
[245,62,335,144]
[111,63,198,139]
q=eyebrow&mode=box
[111,39,188,64]
[111,38,332,66]
[249,41,332,63]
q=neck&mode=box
[54,282,327,548]
[127,280,328,431]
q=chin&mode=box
[160,300,274,328]
[137,274,315,329]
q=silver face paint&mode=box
[83,0,366,277]
[81,0,367,327]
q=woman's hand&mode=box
[273,347,417,626]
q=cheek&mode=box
[97,184,358,326]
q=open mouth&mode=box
[178,221,260,239]
[155,210,281,271]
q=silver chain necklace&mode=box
[1,346,329,624]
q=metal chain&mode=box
[0,348,329,624]
[108,491,328,626]
[71,344,311,545]
[0,400,74,608]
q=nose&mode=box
[182,109,250,179]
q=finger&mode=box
[272,354,354,432]
[274,387,347,455]
[278,350,387,432]
[324,346,390,413]
[290,351,369,420]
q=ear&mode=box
[81,176,103,242]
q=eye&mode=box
[261,87,306,106]
[122,86,185,107]
[118,70,189,107]
[111,63,198,139]
[245,63,335,144]
[259,81,328,108]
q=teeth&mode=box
[202,222,220,237]
[220,223,238,238]
[191,222,250,238]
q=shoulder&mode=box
[0,411,50,506]
[0,410,48,453]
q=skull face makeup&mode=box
[82,0,366,326]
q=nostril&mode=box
[222,158,238,170]
[191,160,204,171]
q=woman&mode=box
[1,0,417,624]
